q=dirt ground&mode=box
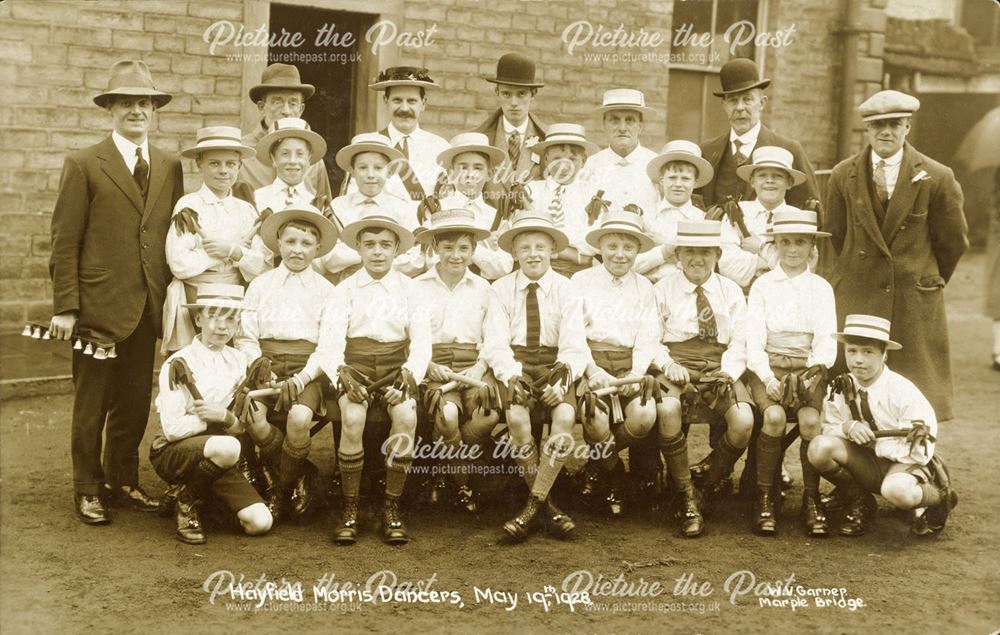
[2,252,998,635]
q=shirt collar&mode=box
[386,122,420,143]
[419,264,476,287]
[516,268,554,294]
[111,130,150,163]
[680,272,717,294]
[610,144,647,165]
[730,120,762,148]
[656,198,699,215]
[596,263,633,287]
[274,261,317,285]
[356,267,402,290]
[196,183,228,204]
[871,147,903,168]
[503,117,530,136]
[270,175,309,196]
[857,365,891,395]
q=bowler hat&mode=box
[713,58,771,97]
[483,53,544,88]
[93,60,172,109]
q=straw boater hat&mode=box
[858,90,920,122]
[259,204,338,257]
[93,60,172,109]
[182,283,246,312]
[585,210,655,252]
[497,210,569,253]
[763,209,831,238]
[646,139,714,187]
[417,207,491,245]
[712,58,771,97]
[671,219,723,248]
[437,132,506,168]
[531,123,599,156]
[248,63,315,102]
[181,126,255,159]
[595,88,656,118]
[340,206,415,252]
[833,314,902,350]
[736,146,806,186]
[368,66,440,92]
[335,132,404,172]
[255,117,327,167]
[483,53,544,88]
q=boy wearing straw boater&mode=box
[808,315,956,537]
[652,220,754,537]
[162,127,263,354]
[412,208,500,513]
[434,132,514,281]
[635,140,714,283]
[718,146,810,290]
[316,132,424,284]
[569,210,660,517]
[745,209,836,537]
[152,283,272,544]
[326,207,431,545]
[482,210,591,542]
[526,123,601,277]
[235,205,339,521]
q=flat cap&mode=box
[859,90,920,122]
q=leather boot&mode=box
[605,462,626,518]
[455,485,477,514]
[503,496,543,542]
[174,487,206,545]
[332,496,360,545]
[678,485,704,538]
[290,461,318,521]
[753,488,778,536]
[380,496,410,545]
[578,462,600,498]
[802,493,829,537]
[544,497,576,539]
[839,492,876,537]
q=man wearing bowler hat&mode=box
[238,63,332,201]
[49,60,185,524]
[697,58,818,209]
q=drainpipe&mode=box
[838,0,861,161]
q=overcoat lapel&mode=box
[848,149,891,256]
[880,143,922,245]
[142,146,168,222]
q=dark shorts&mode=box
[660,337,750,420]
[511,345,578,410]
[260,340,328,416]
[657,373,752,420]
[841,441,933,494]
[149,435,263,512]
[747,357,825,413]
[426,343,485,418]
[342,337,410,423]
[588,344,642,419]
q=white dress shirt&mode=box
[634,198,705,283]
[324,268,432,383]
[254,175,316,212]
[730,120,762,159]
[526,176,597,259]
[870,147,903,198]
[569,265,662,376]
[580,145,659,215]
[235,262,338,383]
[822,366,937,465]
[652,269,748,379]
[432,191,513,281]
[745,266,837,383]
[112,130,150,176]
[353,122,450,200]
[482,268,591,383]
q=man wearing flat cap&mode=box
[697,58,818,209]
[238,63,332,201]
[49,60,184,524]
[824,89,968,420]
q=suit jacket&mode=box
[50,135,184,344]
[696,124,819,208]
[475,109,548,181]
[824,142,968,419]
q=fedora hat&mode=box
[483,53,544,88]
[248,63,315,102]
[859,90,920,122]
[255,118,327,167]
[585,210,654,252]
[763,208,831,238]
[833,314,902,350]
[497,210,569,254]
[335,132,405,172]
[93,60,172,109]
[260,204,338,257]
[713,58,771,96]
[736,146,806,186]
[646,140,714,187]
[437,132,506,168]
[595,88,656,118]
[340,206,415,252]
[181,126,255,159]
[417,207,491,245]
[182,283,246,312]
[671,219,723,248]
[531,123,599,156]
[368,66,440,92]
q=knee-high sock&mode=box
[513,442,538,490]
[820,465,858,495]
[385,455,412,499]
[186,458,227,496]
[279,436,310,490]
[799,440,820,497]
[258,425,285,473]
[612,419,646,450]
[338,449,364,498]
[531,443,568,500]
[705,433,745,487]
[919,481,942,507]
[441,428,467,486]
[659,433,692,490]
[594,430,619,471]
[755,432,783,491]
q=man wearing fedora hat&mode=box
[49,59,184,524]
[475,53,549,184]
[238,63,332,202]
[809,314,956,537]
[579,89,660,216]
[368,66,450,202]
[152,283,273,544]
[696,58,817,209]
[824,89,968,421]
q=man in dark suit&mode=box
[696,58,818,208]
[824,90,968,421]
[49,60,185,524]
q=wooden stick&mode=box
[442,370,488,390]
[247,387,281,400]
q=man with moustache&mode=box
[49,60,184,524]
[697,58,817,208]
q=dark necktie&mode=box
[395,135,409,159]
[508,131,521,168]
[695,284,718,342]
[525,282,540,348]
[859,389,878,430]
[133,147,149,198]
[733,139,748,167]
